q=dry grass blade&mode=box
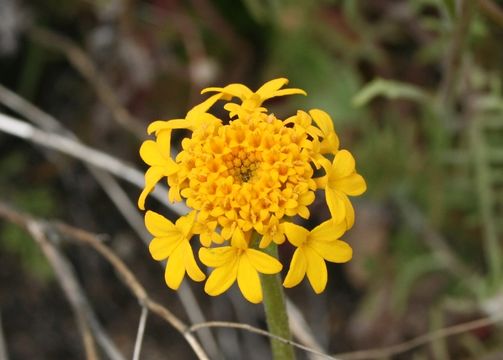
[0,84,217,356]
[0,112,186,214]
[0,203,210,360]
[333,314,503,359]
[0,310,9,360]
[29,27,145,138]
[132,306,148,360]
[24,221,104,360]
[188,321,339,360]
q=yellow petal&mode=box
[148,119,188,134]
[246,249,282,274]
[310,219,346,243]
[156,130,173,159]
[202,84,253,100]
[230,228,248,249]
[309,240,352,263]
[147,120,172,135]
[175,211,196,237]
[343,195,355,229]
[258,234,272,249]
[330,150,355,179]
[204,260,238,296]
[149,236,180,260]
[181,241,205,282]
[273,88,307,97]
[325,187,347,224]
[283,222,309,247]
[199,247,236,267]
[237,254,262,303]
[304,247,327,294]
[144,211,177,237]
[256,78,288,98]
[165,246,186,289]
[320,133,340,154]
[283,248,307,288]
[140,140,164,166]
[138,167,165,209]
[309,109,334,136]
[332,174,367,196]
[297,206,310,219]
[188,93,222,115]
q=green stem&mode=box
[259,242,296,360]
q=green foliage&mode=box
[266,30,363,124]
[0,153,56,281]
[352,78,428,107]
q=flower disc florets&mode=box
[139,78,366,303]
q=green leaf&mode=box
[352,78,428,107]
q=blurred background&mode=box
[1,0,503,359]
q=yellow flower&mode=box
[199,230,282,303]
[139,78,366,300]
[283,220,352,293]
[324,150,367,228]
[145,210,205,289]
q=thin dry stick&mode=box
[4,204,502,360]
[286,299,325,356]
[478,0,503,28]
[439,0,475,106]
[24,221,114,360]
[0,203,209,360]
[0,112,186,215]
[332,314,503,360]
[0,310,9,360]
[188,321,340,360]
[0,83,148,239]
[0,86,218,359]
[132,306,148,360]
[29,27,145,138]
[51,223,210,360]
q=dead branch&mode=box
[188,321,339,360]
[0,85,220,359]
[0,203,209,360]
[0,310,9,360]
[0,112,187,215]
[28,27,145,138]
[132,306,148,360]
[333,314,503,360]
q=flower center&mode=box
[224,148,260,184]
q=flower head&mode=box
[139,78,366,302]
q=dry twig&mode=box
[0,203,209,360]
[0,85,221,359]
[439,0,475,107]
[0,112,187,215]
[24,221,103,360]
[132,306,148,360]
[478,0,503,28]
[188,321,340,360]
[0,310,9,360]
[29,27,145,138]
[333,314,503,360]
[2,203,503,359]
